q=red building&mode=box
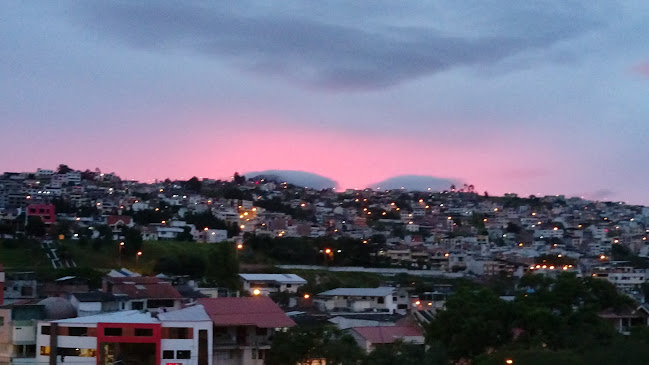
[27,204,56,224]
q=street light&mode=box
[118,242,125,267]
[136,251,142,266]
[237,243,243,250]
[505,360,513,365]
[253,289,261,296]
[303,294,310,299]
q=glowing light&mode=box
[137,251,142,256]
[253,289,261,296]
[303,294,310,299]
[240,224,245,229]
[237,243,243,250]
[325,248,332,254]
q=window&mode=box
[135,328,153,337]
[286,284,292,288]
[132,301,144,310]
[68,327,88,336]
[104,327,122,336]
[176,350,190,359]
[256,327,267,336]
[40,346,50,355]
[377,297,385,304]
[252,349,258,359]
[167,327,190,339]
[41,326,51,335]
[215,351,233,360]
[163,350,174,359]
[0,316,4,327]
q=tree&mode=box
[185,176,202,193]
[177,227,194,242]
[362,341,446,365]
[57,164,73,174]
[205,242,239,290]
[25,216,47,237]
[233,172,246,185]
[266,326,363,365]
[427,288,516,360]
[122,226,143,254]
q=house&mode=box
[106,215,134,229]
[26,204,55,225]
[197,229,228,243]
[35,305,213,365]
[41,276,89,298]
[599,305,649,335]
[349,325,425,352]
[314,287,398,314]
[68,291,128,317]
[198,296,295,365]
[239,274,307,296]
[3,271,38,303]
[102,276,183,312]
[0,297,77,364]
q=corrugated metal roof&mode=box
[158,305,211,322]
[318,287,395,297]
[350,326,423,344]
[239,273,307,284]
[53,310,157,324]
[198,297,296,328]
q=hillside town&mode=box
[2,165,649,364]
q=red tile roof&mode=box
[351,326,423,344]
[107,215,132,226]
[105,276,182,299]
[198,297,296,328]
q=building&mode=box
[35,305,213,365]
[238,274,307,296]
[0,264,4,306]
[314,287,398,314]
[102,276,183,312]
[198,229,228,243]
[68,291,128,317]
[0,297,77,364]
[26,204,55,225]
[3,272,38,303]
[349,325,425,352]
[198,297,295,365]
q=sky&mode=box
[1,1,649,203]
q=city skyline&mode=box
[2,2,649,204]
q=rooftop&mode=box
[239,273,307,284]
[198,296,296,328]
[351,325,424,344]
[318,287,396,297]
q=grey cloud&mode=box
[245,170,338,190]
[587,189,616,201]
[68,2,604,91]
[368,175,460,192]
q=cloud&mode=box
[586,189,615,201]
[245,170,338,189]
[67,2,604,91]
[368,175,460,192]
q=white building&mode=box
[314,287,398,314]
[35,306,213,365]
[239,274,307,296]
